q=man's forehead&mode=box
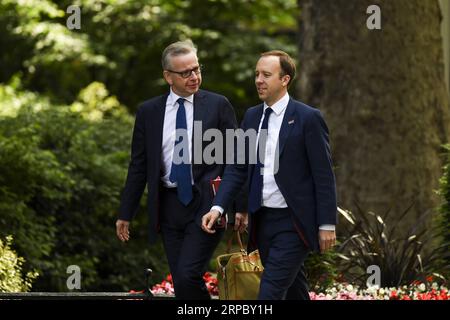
[170,52,198,66]
[256,56,280,71]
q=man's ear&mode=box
[163,71,172,85]
[282,75,291,87]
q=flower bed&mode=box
[309,281,449,300]
[147,273,448,300]
[150,272,218,297]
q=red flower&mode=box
[150,273,219,296]
[390,290,398,300]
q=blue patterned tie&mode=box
[169,98,193,206]
[248,107,273,213]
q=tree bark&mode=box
[297,0,450,229]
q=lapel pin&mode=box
[288,119,295,125]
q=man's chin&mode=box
[187,86,199,94]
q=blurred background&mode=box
[0,0,449,293]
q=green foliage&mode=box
[0,0,108,102]
[0,81,168,291]
[336,206,446,288]
[305,250,339,293]
[1,0,297,114]
[438,144,450,278]
[0,235,38,292]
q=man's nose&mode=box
[255,75,264,84]
[189,71,198,80]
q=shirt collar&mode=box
[263,92,289,116]
[168,87,194,107]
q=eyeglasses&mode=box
[166,65,202,79]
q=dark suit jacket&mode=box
[118,89,245,243]
[213,98,337,252]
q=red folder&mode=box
[210,176,227,229]
[211,176,222,196]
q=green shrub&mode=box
[305,250,338,293]
[336,205,446,288]
[0,235,38,292]
[438,144,450,278]
[0,81,168,291]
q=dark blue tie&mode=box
[248,107,273,213]
[169,98,193,206]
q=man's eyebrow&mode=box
[179,65,199,71]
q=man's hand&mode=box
[319,230,336,253]
[234,212,248,233]
[116,219,130,242]
[201,210,221,234]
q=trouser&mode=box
[159,186,223,300]
[254,207,310,300]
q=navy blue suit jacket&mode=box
[118,89,244,243]
[213,98,337,252]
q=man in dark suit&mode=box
[202,50,337,300]
[115,40,246,299]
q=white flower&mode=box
[346,284,354,291]
[418,283,426,292]
[366,285,379,295]
[379,288,385,295]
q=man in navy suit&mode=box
[115,40,246,299]
[202,50,337,300]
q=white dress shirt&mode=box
[160,88,194,187]
[212,92,334,231]
[258,92,289,208]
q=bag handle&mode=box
[236,231,246,254]
[225,230,248,255]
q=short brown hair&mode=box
[260,50,296,87]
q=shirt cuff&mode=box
[319,224,335,231]
[211,205,224,216]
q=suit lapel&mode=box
[250,104,265,132]
[154,93,169,163]
[192,90,207,180]
[248,104,264,179]
[193,90,207,128]
[278,99,296,156]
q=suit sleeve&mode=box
[118,106,147,221]
[233,180,248,213]
[214,110,250,211]
[219,97,248,215]
[304,109,337,226]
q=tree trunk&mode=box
[297,0,450,229]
